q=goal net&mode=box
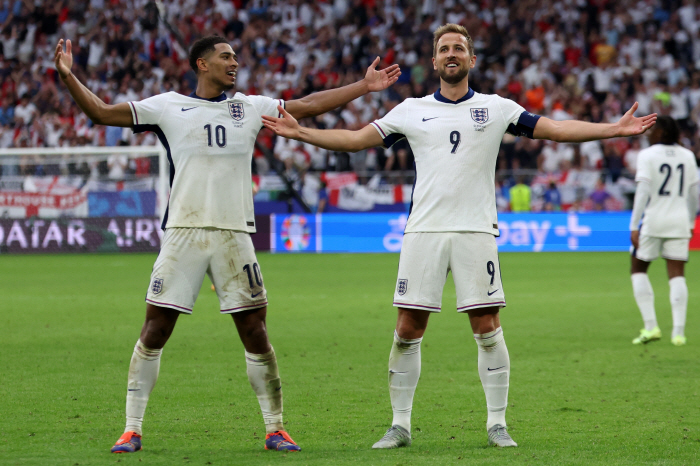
[0,145,168,254]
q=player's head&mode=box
[189,36,238,90]
[432,24,476,85]
[648,115,679,145]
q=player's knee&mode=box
[140,328,168,349]
[240,323,270,350]
[140,319,175,349]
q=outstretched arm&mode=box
[533,102,657,142]
[284,57,400,120]
[55,39,133,127]
[263,105,383,152]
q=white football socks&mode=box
[245,347,283,434]
[388,330,422,432]
[669,276,688,338]
[125,340,162,435]
[474,327,510,430]
[632,273,657,331]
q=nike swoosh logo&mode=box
[487,366,506,371]
[422,117,438,121]
[275,386,282,391]
[487,289,499,296]
[181,107,197,112]
[127,389,140,392]
[251,291,263,298]
[389,370,408,374]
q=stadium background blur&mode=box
[2,0,700,217]
[4,3,700,463]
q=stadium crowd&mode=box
[0,0,699,210]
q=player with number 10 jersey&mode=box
[130,92,282,232]
[54,34,401,454]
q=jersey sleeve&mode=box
[634,150,652,182]
[129,93,173,130]
[247,95,285,118]
[371,101,409,148]
[499,97,541,139]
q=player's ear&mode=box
[197,57,208,73]
[432,56,437,71]
[470,53,477,69]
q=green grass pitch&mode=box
[2,251,700,465]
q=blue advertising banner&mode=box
[88,191,157,217]
[270,212,633,253]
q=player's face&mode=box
[432,33,476,85]
[200,43,239,90]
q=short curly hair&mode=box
[654,115,680,145]
[433,23,474,57]
[189,36,230,74]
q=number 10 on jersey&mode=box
[204,124,227,148]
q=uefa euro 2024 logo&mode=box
[281,215,311,251]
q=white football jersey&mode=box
[635,143,699,238]
[371,89,539,235]
[129,92,283,232]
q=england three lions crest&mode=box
[470,108,489,124]
[151,278,164,295]
[397,279,408,296]
[229,102,244,121]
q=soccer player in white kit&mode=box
[629,116,699,346]
[262,23,657,448]
[53,36,400,453]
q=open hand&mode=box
[616,102,657,137]
[54,39,73,79]
[364,57,401,92]
[262,105,302,140]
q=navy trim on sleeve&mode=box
[371,121,406,149]
[384,133,407,148]
[506,111,541,139]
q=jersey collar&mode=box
[188,92,227,102]
[434,87,474,104]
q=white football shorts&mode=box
[632,235,689,262]
[146,228,267,314]
[393,232,506,312]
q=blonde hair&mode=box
[433,23,474,57]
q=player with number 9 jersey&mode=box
[262,23,657,449]
[371,89,538,235]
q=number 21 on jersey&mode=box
[658,163,684,196]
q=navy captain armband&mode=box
[506,112,541,139]
[371,122,406,148]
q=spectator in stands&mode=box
[317,181,328,213]
[14,94,37,126]
[543,181,562,212]
[509,176,531,213]
[589,178,612,211]
[2,0,699,214]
